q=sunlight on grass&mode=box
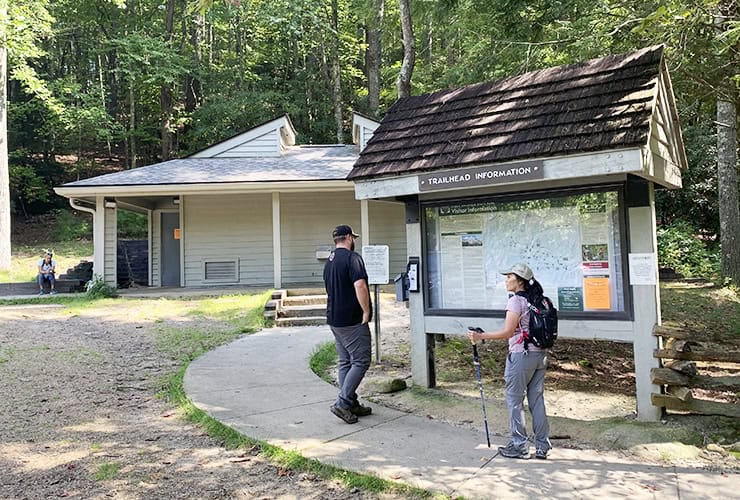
[0,240,93,283]
[94,462,120,481]
[309,341,337,383]
[189,291,273,332]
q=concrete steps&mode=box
[0,279,86,297]
[265,288,327,326]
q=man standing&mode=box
[323,225,373,424]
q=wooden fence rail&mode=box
[651,325,740,418]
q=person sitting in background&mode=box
[37,251,57,295]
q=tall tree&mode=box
[365,0,384,114]
[0,0,9,270]
[397,0,415,98]
[160,0,177,161]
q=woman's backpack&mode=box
[523,296,558,350]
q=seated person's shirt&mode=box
[38,259,56,274]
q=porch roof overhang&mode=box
[54,144,358,204]
[55,179,354,203]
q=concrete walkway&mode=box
[184,326,736,499]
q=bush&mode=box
[118,211,148,239]
[657,221,719,279]
[85,275,118,299]
[50,210,91,241]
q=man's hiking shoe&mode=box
[330,404,358,424]
[38,290,45,296]
[50,290,57,295]
[535,448,549,460]
[498,443,529,459]
[350,401,372,417]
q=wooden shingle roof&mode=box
[348,46,664,180]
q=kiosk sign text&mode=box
[418,160,544,191]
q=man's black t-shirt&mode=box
[323,247,372,327]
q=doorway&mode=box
[161,212,181,286]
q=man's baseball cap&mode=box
[332,225,360,238]
[500,263,533,281]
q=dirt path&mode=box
[0,304,403,499]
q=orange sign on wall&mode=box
[174,228,181,240]
[583,277,610,310]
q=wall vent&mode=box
[204,260,238,282]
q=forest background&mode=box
[0,0,738,283]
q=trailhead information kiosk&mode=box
[347,46,687,420]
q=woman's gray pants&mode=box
[330,323,371,410]
[504,350,551,452]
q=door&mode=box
[161,212,181,286]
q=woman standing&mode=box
[467,263,551,460]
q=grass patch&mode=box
[0,239,92,283]
[309,341,337,383]
[0,347,17,364]
[661,283,740,340]
[94,462,120,481]
[189,291,273,332]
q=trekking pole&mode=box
[469,327,491,448]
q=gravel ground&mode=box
[0,302,405,500]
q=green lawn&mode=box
[0,240,93,283]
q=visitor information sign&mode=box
[363,245,390,285]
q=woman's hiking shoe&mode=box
[498,443,530,459]
[350,401,372,417]
[535,448,549,460]
[330,404,358,424]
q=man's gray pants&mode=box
[504,351,551,452]
[330,323,371,410]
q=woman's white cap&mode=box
[499,263,533,281]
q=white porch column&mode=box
[179,194,185,287]
[629,183,662,421]
[272,192,282,288]
[360,199,370,244]
[407,219,431,387]
[93,196,105,279]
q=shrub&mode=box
[85,275,118,299]
[657,221,719,279]
[51,209,91,241]
[117,210,148,239]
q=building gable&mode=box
[190,114,297,158]
[352,112,381,152]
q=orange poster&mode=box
[583,277,611,310]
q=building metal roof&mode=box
[61,145,357,187]
[348,46,665,180]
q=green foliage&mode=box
[309,341,338,383]
[9,162,50,213]
[117,211,148,239]
[656,124,719,237]
[94,462,120,481]
[85,275,118,299]
[657,221,719,279]
[50,210,92,241]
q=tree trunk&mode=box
[397,0,415,99]
[160,0,176,161]
[716,98,740,284]
[129,83,137,169]
[331,0,343,143]
[0,5,10,271]
[184,13,203,113]
[366,0,384,114]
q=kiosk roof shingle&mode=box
[348,46,664,180]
